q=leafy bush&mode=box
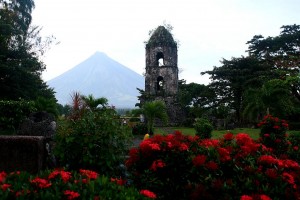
[0,169,150,199]
[54,106,132,177]
[193,118,213,139]
[0,100,36,132]
[132,123,148,135]
[126,131,300,199]
[257,114,289,156]
[287,132,300,163]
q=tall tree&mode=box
[0,0,56,101]
[201,56,270,124]
[178,80,216,118]
[247,24,300,102]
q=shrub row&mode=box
[0,169,152,199]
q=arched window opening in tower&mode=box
[157,76,164,91]
[156,52,164,66]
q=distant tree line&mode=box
[178,24,300,128]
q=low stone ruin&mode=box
[18,111,56,139]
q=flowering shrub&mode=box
[257,114,289,156]
[287,133,300,164]
[126,131,300,199]
[0,169,149,199]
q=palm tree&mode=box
[242,88,266,122]
[81,94,108,111]
[243,79,295,121]
[142,100,168,135]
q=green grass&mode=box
[171,127,260,139]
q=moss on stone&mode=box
[146,26,177,48]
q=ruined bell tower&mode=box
[144,25,183,125]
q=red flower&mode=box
[237,146,250,157]
[64,190,80,200]
[0,171,7,183]
[199,139,219,148]
[140,189,157,199]
[126,148,140,167]
[293,146,299,151]
[265,168,278,179]
[79,169,98,180]
[282,122,289,128]
[48,169,72,183]
[192,155,206,167]
[205,161,218,171]
[258,155,278,165]
[240,195,253,200]
[277,159,300,170]
[149,143,161,151]
[236,133,252,146]
[217,147,231,162]
[110,177,126,185]
[223,132,234,141]
[282,172,295,185]
[74,179,88,184]
[30,177,52,188]
[60,171,72,183]
[179,143,188,151]
[1,183,11,191]
[150,159,166,171]
[273,125,280,129]
[275,138,281,143]
[264,134,270,137]
[260,194,272,200]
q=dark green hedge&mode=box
[0,100,36,131]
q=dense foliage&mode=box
[0,0,57,105]
[0,100,36,131]
[126,116,300,199]
[54,94,133,176]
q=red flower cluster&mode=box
[79,169,98,180]
[140,189,157,199]
[64,190,80,200]
[150,159,166,171]
[240,194,272,200]
[48,169,72,183]
[110,177,126,185]
[126,129,300,199]
[192,155,206,167]
[0,171,6,183]
[30,177,52,189]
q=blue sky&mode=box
[32,0,300,84]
